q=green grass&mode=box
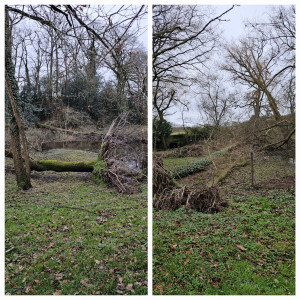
[153,190,295,295]
[5,172,147,295]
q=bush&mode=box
[153,119,172,149]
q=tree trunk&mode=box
[30,159,96,172]
[55,44,59,95]
[264,89,281,121]
[5,7,32,190]
[5,150,96,173]
[8,121,32,189]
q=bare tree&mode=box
[223,36,289,121]
[195,74,230,128]
[248,5,295,67]
[224,5,295,121]
[5,4,147,189]
[152,5,235,122]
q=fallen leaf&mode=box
[96,217,107,224]
[53,290,61,295]
[184,257,190,266]
[156,285,164,292]
[80,278,90,287]
[62,226,69,232]
[55,273,64,281]
[126,283,134,292]
[236,245,247,252]
[118,277,123,284]
[170,244,177,250]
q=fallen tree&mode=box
[6,114,147,194]
[5,149,95,172]
[37,123,99,136]
[263,128,295,150]
[30,159,96,172]
[153,156,227,213]
[208,156,249,187]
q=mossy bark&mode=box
[30,160,96,172]
[5,150,104,174]
[91,160,107,184]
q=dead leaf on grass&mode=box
[118,276,123,284]
[184,257,190,266]
[126,283,135,293]
[53,290,61,295]
[62,226,69,232]
[96,216,107,224]
[170,244,177,250]
[25,285,36,294]
[55,272,64,281]
[236,245,247,252]
[156,285,164,292]
[80,278,90,287]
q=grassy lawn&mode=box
[154,148,295,295]
[153,186,295,295]
[5,170,147,295]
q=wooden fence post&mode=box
[250,152,254,186]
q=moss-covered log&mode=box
[5,150,97,172]
[30,159,96,172]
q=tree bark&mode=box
[30,159,96,172]
[5,150,96,172]
[5,7,32,189]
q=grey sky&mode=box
[165,5,274,127]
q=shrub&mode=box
[153,119,172,149]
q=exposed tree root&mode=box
[6,114,147,194]
[153,156,227,213]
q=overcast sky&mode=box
[165,5,274,127]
